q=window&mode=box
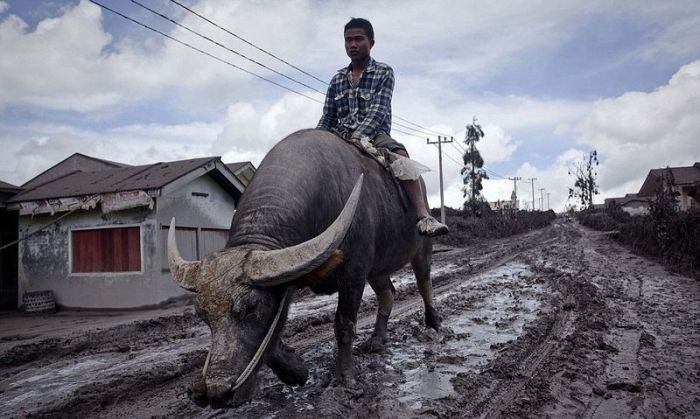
[72,227,141,273]
[160,226,228,271]
[200,228,228,257]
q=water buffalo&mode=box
[168,128,441,407]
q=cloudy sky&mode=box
[1,0,698,211]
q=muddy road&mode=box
[1,220,698,418]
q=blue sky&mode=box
[1,0,699,211]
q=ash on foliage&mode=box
[577,207,700,279]
[431,207,556,247]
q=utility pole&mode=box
[528,178,537,211]
[508,176,522,209]
[427,135,454,224]
[539,188,546,211]
[546,192,551,210]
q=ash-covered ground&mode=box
[1,220,698,418]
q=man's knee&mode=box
[373,133,408,155]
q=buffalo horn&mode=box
[244,174,364,287]
[167,217,201,291]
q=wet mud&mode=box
[0,220,698,418]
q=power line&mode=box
[168,0,448,140]
[129,0,326,96]
[449,142,466,158]
[452,140,467,153]
[393,127,429,139]
[484,166,508,179]
[91,0,449,141]
[434,145,463,167]
[88,0,323,104]
[168,0,328,86]
[394,115,451,137]
[394,121,445,138]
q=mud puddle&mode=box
[217,260,546,418]
[288,262,460,319]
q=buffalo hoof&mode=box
[425,306,442,331]
[359,335,389,354]
[331,370,358,389]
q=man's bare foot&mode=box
[417,216,449,237]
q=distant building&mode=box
[0,180,21,309]
[638,163,700,212]
[604,193,652,216]
[489,199,518,211]
[7,153,255,310]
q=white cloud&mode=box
[489,60,700,212]
[2,0,694,117]
[214,92,323,158]
[0,0,320,113]
[1,0,698,219]
[576,59,700,194]
[0,120,222,185]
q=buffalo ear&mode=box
[295,250,345,288]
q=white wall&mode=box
[17,174,237,309]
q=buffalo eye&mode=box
[233,301,258,321]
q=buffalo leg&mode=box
[411,241,441,331]
[360,275,395,353]
[333,275,365,386]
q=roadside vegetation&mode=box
[432,207,557,247]
[577,173,700,279]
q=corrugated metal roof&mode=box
[22,153,131,189]
[9,157,216,203]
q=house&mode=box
[226,161,256,187]
[489,199,519,211]
[6,153,255,310]
[637,162,700,212]
[604,193,652,216]
[0,180,21,309]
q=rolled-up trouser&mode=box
[372,133,407,154]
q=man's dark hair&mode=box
[344,18,374,41]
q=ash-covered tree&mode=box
[461,118,490,215]
[649,167,679,222]
[648,167,680,253]
[568,150,599,210]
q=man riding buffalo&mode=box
[317,17,449,237]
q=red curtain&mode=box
[72,227,141,273]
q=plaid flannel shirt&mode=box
[317,57,393,142]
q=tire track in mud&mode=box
[291,229,562,353]
[460,222,700,419]
[472,291,576,419]
[0,226,566,418]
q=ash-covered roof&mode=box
[638,163,700,196]
[0,180,21,208]
[9,157,230,203]
[0,180,21,192]
[21,153,130,190]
